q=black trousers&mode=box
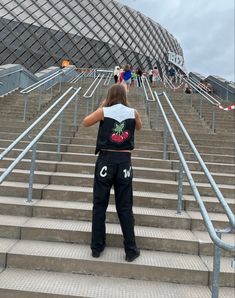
[114,75,118,83]
[91,151,138,257]
[137,75,142,87]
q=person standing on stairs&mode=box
[122,64,132,92]
[113,66,120,84]
[82,83,142,262]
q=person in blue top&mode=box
[122,64,132,92]
[83,83,142,262]
[168,65,176,82]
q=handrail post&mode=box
[73,93,79,126]
[92,87,96,111]
[38,89,42,111]
[190,93,193,107]
[177,162,184,214]
[147,100,151,128]
[23,94,28,122]
[57,111,64,156]
[50,86,53,100]
[86,98,89,115]
[163,121,169,160]
[58,75,62,93]
[199,96,203,119]
[212,231,222,298]
[27,142,37,203]
[211,105,216,133]
[156,100,160,130]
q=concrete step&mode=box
[0,214,197,255]
[2,167,234,198]
[0,197,230,232]
[0,133,73,144]
[49,172,235,198]
[38,160,235,185]
[0,208,233,257]
[1,268,229,298]
[1,137,234,165]
[0,179,234,214]
[67,141,235,156]
[2,153,234,176]
[2,154,233,185]
[4,239,234,287]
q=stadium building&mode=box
[0,0,183,74]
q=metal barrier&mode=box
[0,68,22,96]
[0,65,77,98]
[83,74,105,98]
[0,87,81,202]
[207,77,235,102]
[153,91,234,298]
[182,77,221,133]
[69,69,97,84]
[140,76,156,129]
[103,72,113,86]
[163,74,175,89]
[20,70,64,121]
[186,77,220,104]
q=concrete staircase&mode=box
[0,81,234,297]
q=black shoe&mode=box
[125,250,140,262]
[92,250,101,258]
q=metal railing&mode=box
[182,77,221,133]
[163,74,175,89]
[20,70,64,121]
[83,74,105,98]
[141,76,155,101]
[69,69,97,85]
[186,77,220,104]
[81,69,113,115]
[103,72,113,86]
[140,76,156,129]
[189,76,212,94]
[153,90,234,298]
[0,68,22,96]
[206,77,235,101]
[0,87,81,202]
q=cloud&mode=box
[118,0,234,81]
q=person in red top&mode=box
[118,67,124,83]
[152,66,159,86]
[83,84,142,262]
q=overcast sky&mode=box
[119,0,234,82]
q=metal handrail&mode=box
[154,90,234,298]
[103,72,113,86]
[141,76,155,101]
[97,69,113,73]
[0,87,74,161]
[0,87,81,202]
[83,74,105,98]
[19,70,65,121]
[189,76,212,93]
[70,69,97,84]
[70,72,84,84]
[0,69,22,79]
[207,77,235,91]
[185,77,221,105]
[21,70,63,93]
[163,74,175,89]
[155,91,235,238]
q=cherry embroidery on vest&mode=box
[111,122,129,143]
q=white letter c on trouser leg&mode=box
[100,166,107,177]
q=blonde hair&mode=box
[124,64,130,71]
[102,84,129,107]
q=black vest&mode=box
[95,104,136,154]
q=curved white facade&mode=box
[0,0,183,74]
